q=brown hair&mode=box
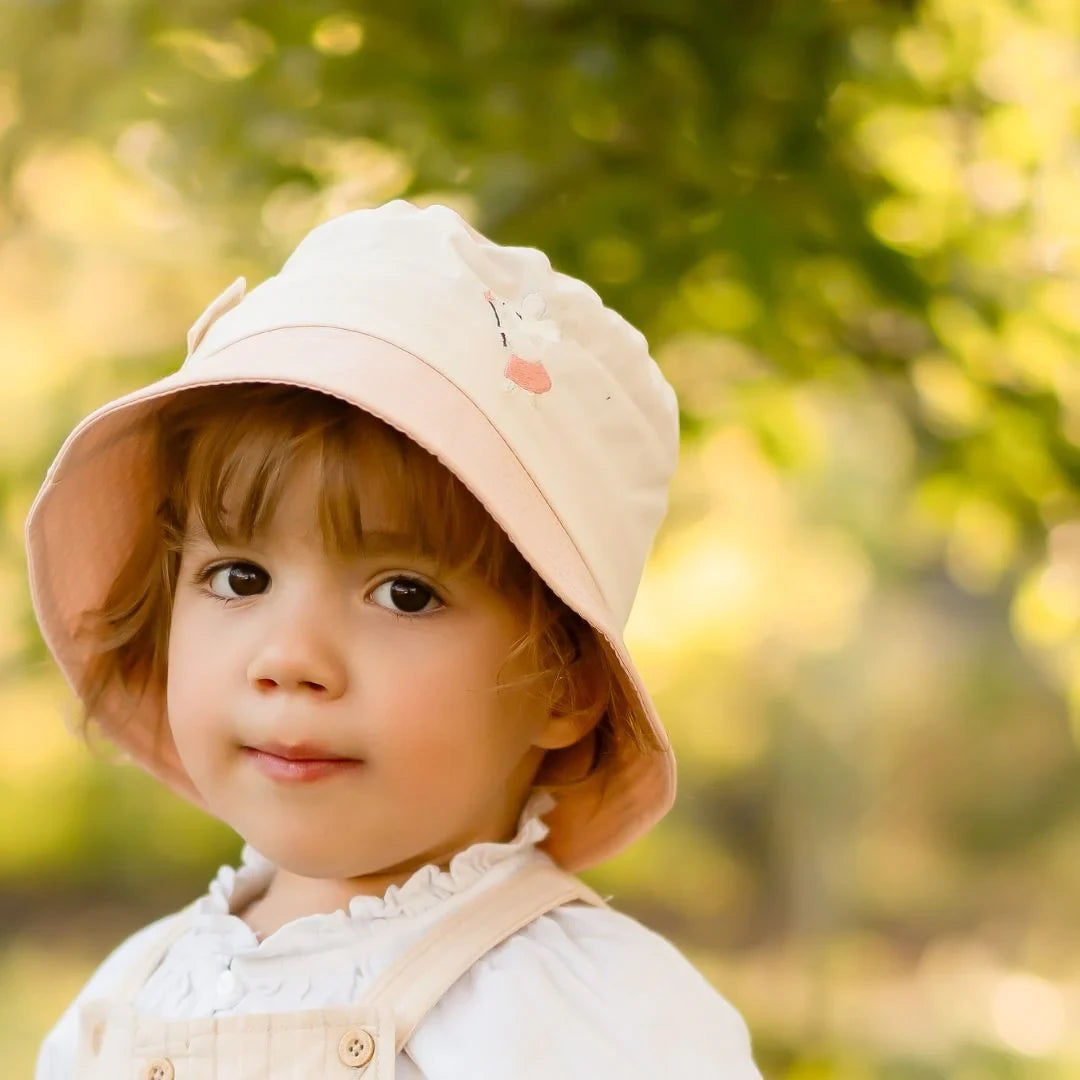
[78,384,659,787]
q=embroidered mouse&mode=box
[484,289,560,395]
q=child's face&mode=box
[166,455,561,883]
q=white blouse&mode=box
[35,793,762,1079]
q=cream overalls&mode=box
[76,861,607,1079]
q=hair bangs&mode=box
[168,385,526,591]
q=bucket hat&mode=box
[25,199,679,871]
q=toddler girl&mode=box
[28,200,762,1078]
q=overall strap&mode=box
[361,858,609,1053]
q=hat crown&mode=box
[189,200,678,626]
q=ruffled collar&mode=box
[194,790,556,935]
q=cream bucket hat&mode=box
[25,199,679,871]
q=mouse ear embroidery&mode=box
[520,291,547,319]
[484,288,557,395]
[186,276,247,357]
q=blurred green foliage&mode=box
[3,0,1080,1075]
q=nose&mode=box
[245,598,348,700]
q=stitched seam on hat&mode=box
[196,323,609,608]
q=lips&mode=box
[250,740,356,762]
[241,741,363,783]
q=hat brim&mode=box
[26,326,675,870]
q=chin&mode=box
[236,822,407,881]
[266,849,364,879]
[245,831,351,876]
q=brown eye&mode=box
[208,562,270,598]
[370,576,442,615]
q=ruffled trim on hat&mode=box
[194,790,557,930]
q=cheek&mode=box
[165,598,225,748]
[370,630,538,762]
[168,589,238,676]
[165,608,192,713]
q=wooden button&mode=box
[338,1028,375,1068]
[145,1059,175,1080]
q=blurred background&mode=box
[2,0,1080,1075]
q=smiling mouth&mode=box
[242,743,363,782]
